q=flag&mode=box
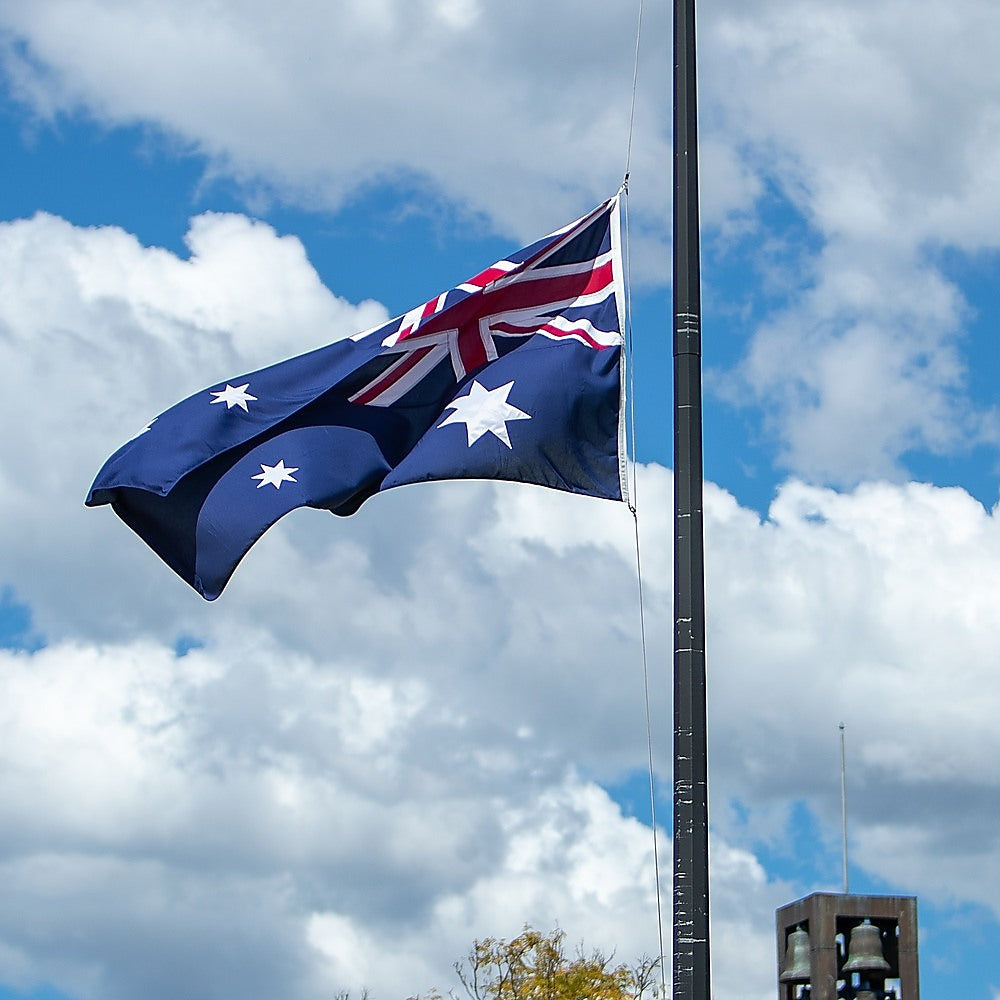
[87,197,628,600]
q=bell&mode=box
[842,919,891,975]
[779,925,812,983]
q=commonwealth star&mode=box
[437,380,531,449]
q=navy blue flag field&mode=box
[87,198,628,600]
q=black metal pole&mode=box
[672,0,710,995]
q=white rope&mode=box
[618,3,667,989]
[623,0,645,184]
[621,179,667,999]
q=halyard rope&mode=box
[620,0,668,983]
[623,0,645,184]
[622,187,668,1000]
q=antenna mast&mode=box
[840,722,849,893]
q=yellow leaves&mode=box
[454,926,661,1000]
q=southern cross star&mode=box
[251,459,298,489]
[438,379,531,448]
[210,383,258,411]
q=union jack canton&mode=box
[87,196,628,600]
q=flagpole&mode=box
[672,0,711,995]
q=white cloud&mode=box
[706,477,1000,909]
[0,210,385,635]
[1,203,999,995]
[706,0,1000,253]
[1,0,999,990]
[4,0,1000,483]
[0,0,675,241]
[0,635,784,1000]
[0,210,678,998]
[700,0,1000,481]
[5,0,1000,256]
[724,245,970,482]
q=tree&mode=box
[453,926,662,1000]
[336,926,662,1000]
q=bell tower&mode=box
[775,892,919,999]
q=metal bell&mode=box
[779,925,812,983]
[842,919,891,974]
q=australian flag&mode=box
[87,197,628,600]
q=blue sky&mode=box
[1,2,999,998]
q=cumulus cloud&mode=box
[0,2,999,996]
[0,0,676,242]
[701,0,1000,482]
[706,477,1000,912]
[706,0,1000,253]
[0,209,679,999]
[0,210,386,635]
[1,211,999,996]
[5,0,1000,485]
[722,246,970,482]
[0,633,783,1000]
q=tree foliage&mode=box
[337,925,662,1000]
[453,926,661,1000]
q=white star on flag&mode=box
[210,383,258,411]
[251,459,298,489]
[437,379,531,449]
